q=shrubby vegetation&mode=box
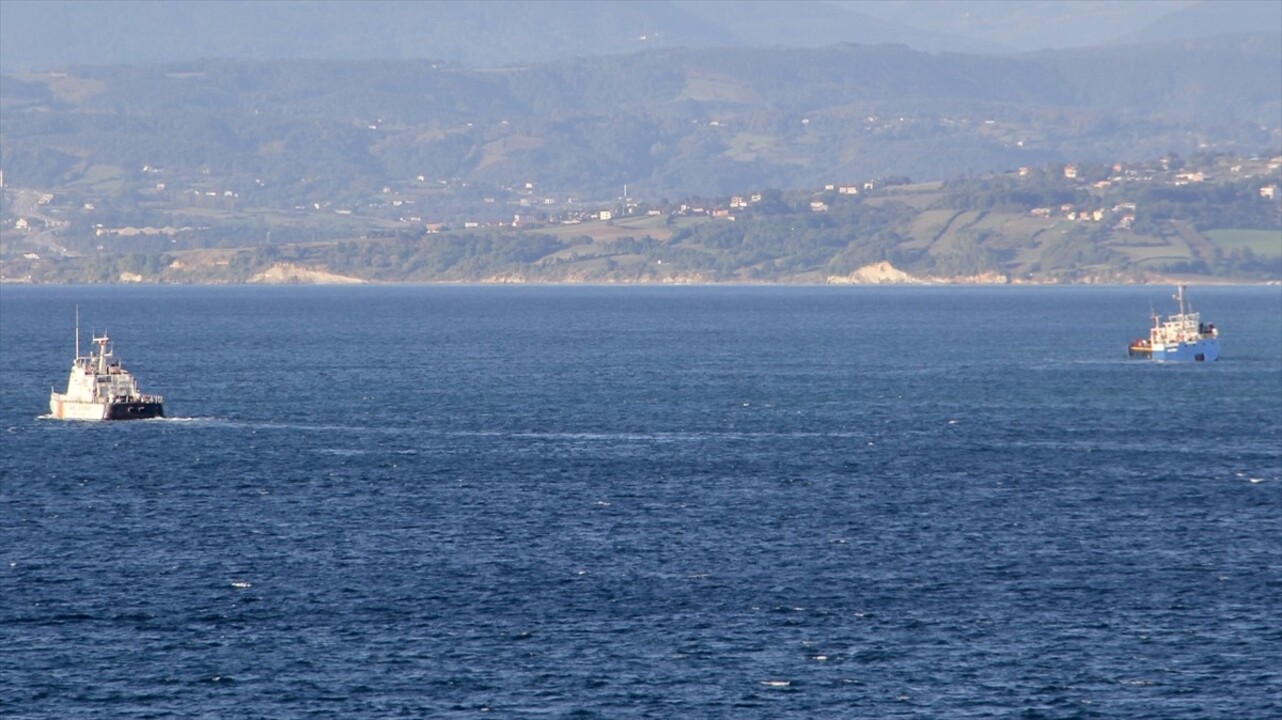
[3,40,1278,284]
[12,153,1277,284]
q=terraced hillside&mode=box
[4,154,1278,284]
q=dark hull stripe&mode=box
[104,403,165,420]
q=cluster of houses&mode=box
[1035,155,1282,189]
[1016,156,1282,230]
[1029,202,1137,229]
[6,154,1282,241]
[293,154,1282,233]
[393,174,885,230]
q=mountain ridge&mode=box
[5,0,1278,73]
[3,35,1278,200]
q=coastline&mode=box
[4,277,1278,287]
[5,256,1278,287]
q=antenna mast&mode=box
[75,305,80,359]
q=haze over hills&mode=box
[0,0,997,71]
[3,35,1278,199]
[1,0,1278,285]
[837,0,1282,52]
[1111,0,1282,46]
[1,0,1277,71]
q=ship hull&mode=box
[1151,339,1220,362]
[50,394,165,421]
[105,401,165,420]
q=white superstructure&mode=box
[49,313,164,420]
[1128,285,1220,362]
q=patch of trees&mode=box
[941,175,1088,212]
[298,231,568,281]
[1131,181,1279,233]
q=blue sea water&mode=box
[1,284,1280,719]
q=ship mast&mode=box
[93,333,110,374]
[74,305,80,361]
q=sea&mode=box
[1,284,1279,719]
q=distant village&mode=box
[4,152,1281,249]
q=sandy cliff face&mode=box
[827,261,922,284]
[827,262,1012,285]
[248,263,366,284]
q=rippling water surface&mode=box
[2,285,1280,718]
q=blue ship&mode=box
[1128,285,1220,362]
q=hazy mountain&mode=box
[3,36,1278,201]
[6,0,1271,74]
[669,1,996,54]
[832,0,1282,51]
[0,0,995,73]
[1113,0,1282,45]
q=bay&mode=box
[1,285,1279,719]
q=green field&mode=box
[1205,229,1282,258]
[69,164,126,193]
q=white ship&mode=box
[49,314,164,420]
[1128,285,1220,362]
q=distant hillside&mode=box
[1114,0,1282,45]
[4,153,1279,285]
[0,0,992,73]
[838,0,1282,52]
[2,37,1278,203]
[8,1,1267,71]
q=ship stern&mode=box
[105,402,165,420]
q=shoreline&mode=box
[4,278,1279,288]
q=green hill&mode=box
[5,154,1278,284]
[2,37,1278,202]
[2,40,1279,284]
